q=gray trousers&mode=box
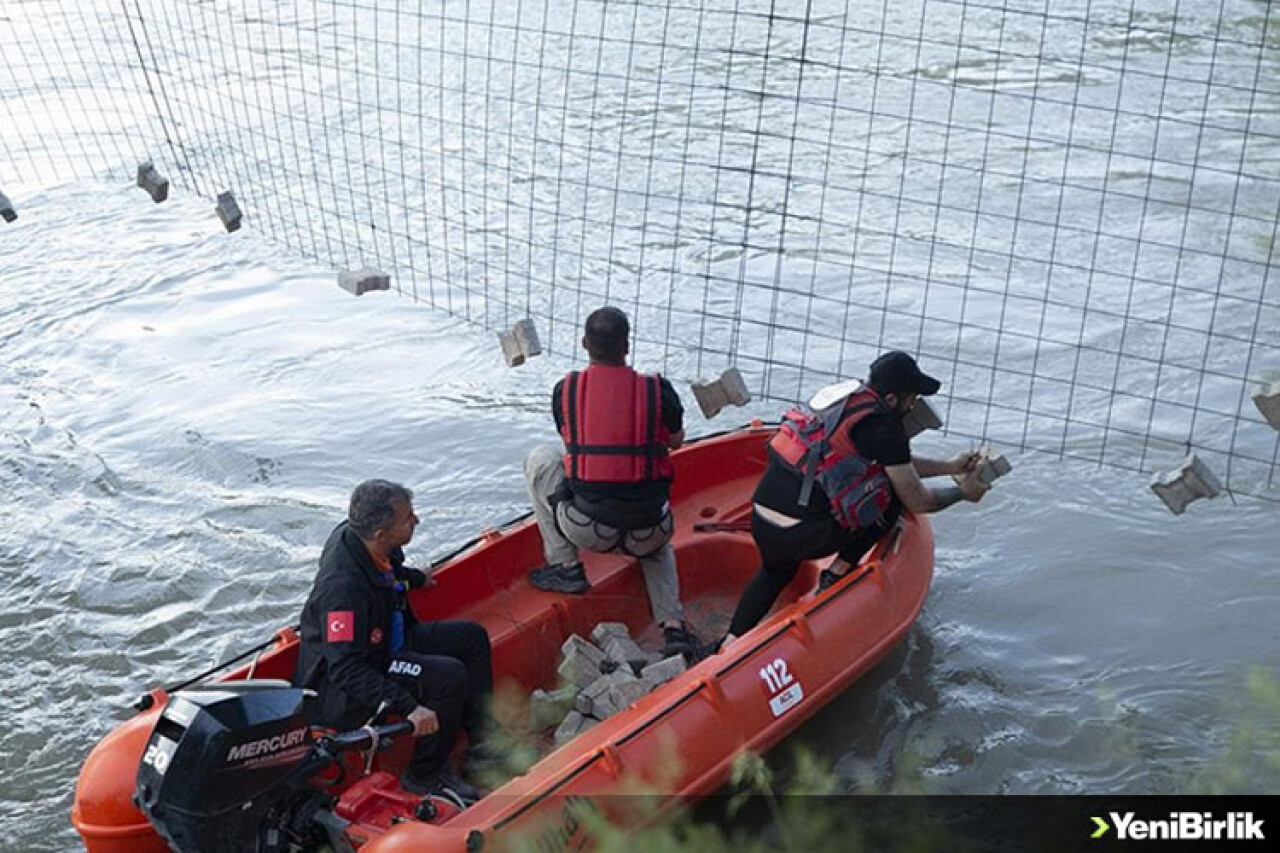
[524,444,683,626]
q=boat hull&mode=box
[73,424,933,852]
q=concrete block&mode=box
[590,622,632,647]
[640,655,686,688]
[902,397,943,438]
[1253,382,1280,430]
[338,267,391,296]
[603,635,648,667]
[583,670,637,718]
[635,652,662,674]
[215,191,242,232]
[1150,454,1222,515]
[602,658,658,678]
[498,318,542,366]
[557,635,606,689]
[553,710,596,747]
[953,446,1012,487]
[605,670,649,714]
[691,367,751,419]
[976,449,1012,485]
[136,162,169,203]
[588,694,619,719]
[572,668,653,720]
[574,676,613,717]
[605,667,641,688]
[529,686,577,732]
[0,190,15,223]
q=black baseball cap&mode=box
[868,350,941,396]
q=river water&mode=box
[2,181,1276,852]
[3,2,1280,851]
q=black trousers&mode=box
[389,620,493,776]
[726,504,899,638]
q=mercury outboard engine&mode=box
[134,680,407,853]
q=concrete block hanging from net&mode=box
[1151,454,1224,516]
[136,162,168,203]
[338,268,391,297]
[215,191,242,233]
[691,368,752,420]
[498,319,542,368]
[1254,383,1280,431]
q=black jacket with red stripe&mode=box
[293,522,427,728]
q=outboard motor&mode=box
[134,680,362,853]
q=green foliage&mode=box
[486,667,1280,850]
[1192,667,1280,794]
[493,743,958,853]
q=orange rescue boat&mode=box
[73,424,934,852]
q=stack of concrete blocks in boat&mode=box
[529,623,688,746]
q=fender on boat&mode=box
[72,689,169,853]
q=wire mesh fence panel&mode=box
[2,0,1277,498]
[0,1,163,189]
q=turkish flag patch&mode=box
[326,611,354,643]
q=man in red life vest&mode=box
[523,307,699,659]
[718,351,991,648]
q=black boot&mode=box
[528,561,590,593]
[402,762,480,804]
[662,623,706,662]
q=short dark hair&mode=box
[347,479,413,540]
[583,307,630,362]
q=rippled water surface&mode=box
[2,184,1276,851]
[4,0,1280,846]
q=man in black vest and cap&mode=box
[719,350,991,648]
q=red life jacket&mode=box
[768,385,896,530]
[559,365,674,483]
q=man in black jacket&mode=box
[294,480,493,802]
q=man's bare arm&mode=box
[913,450,980,479]
[886,461,988,512]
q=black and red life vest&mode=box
[768,385,895,530]
[559,364,674,483]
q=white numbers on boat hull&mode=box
[759,657,804,718]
